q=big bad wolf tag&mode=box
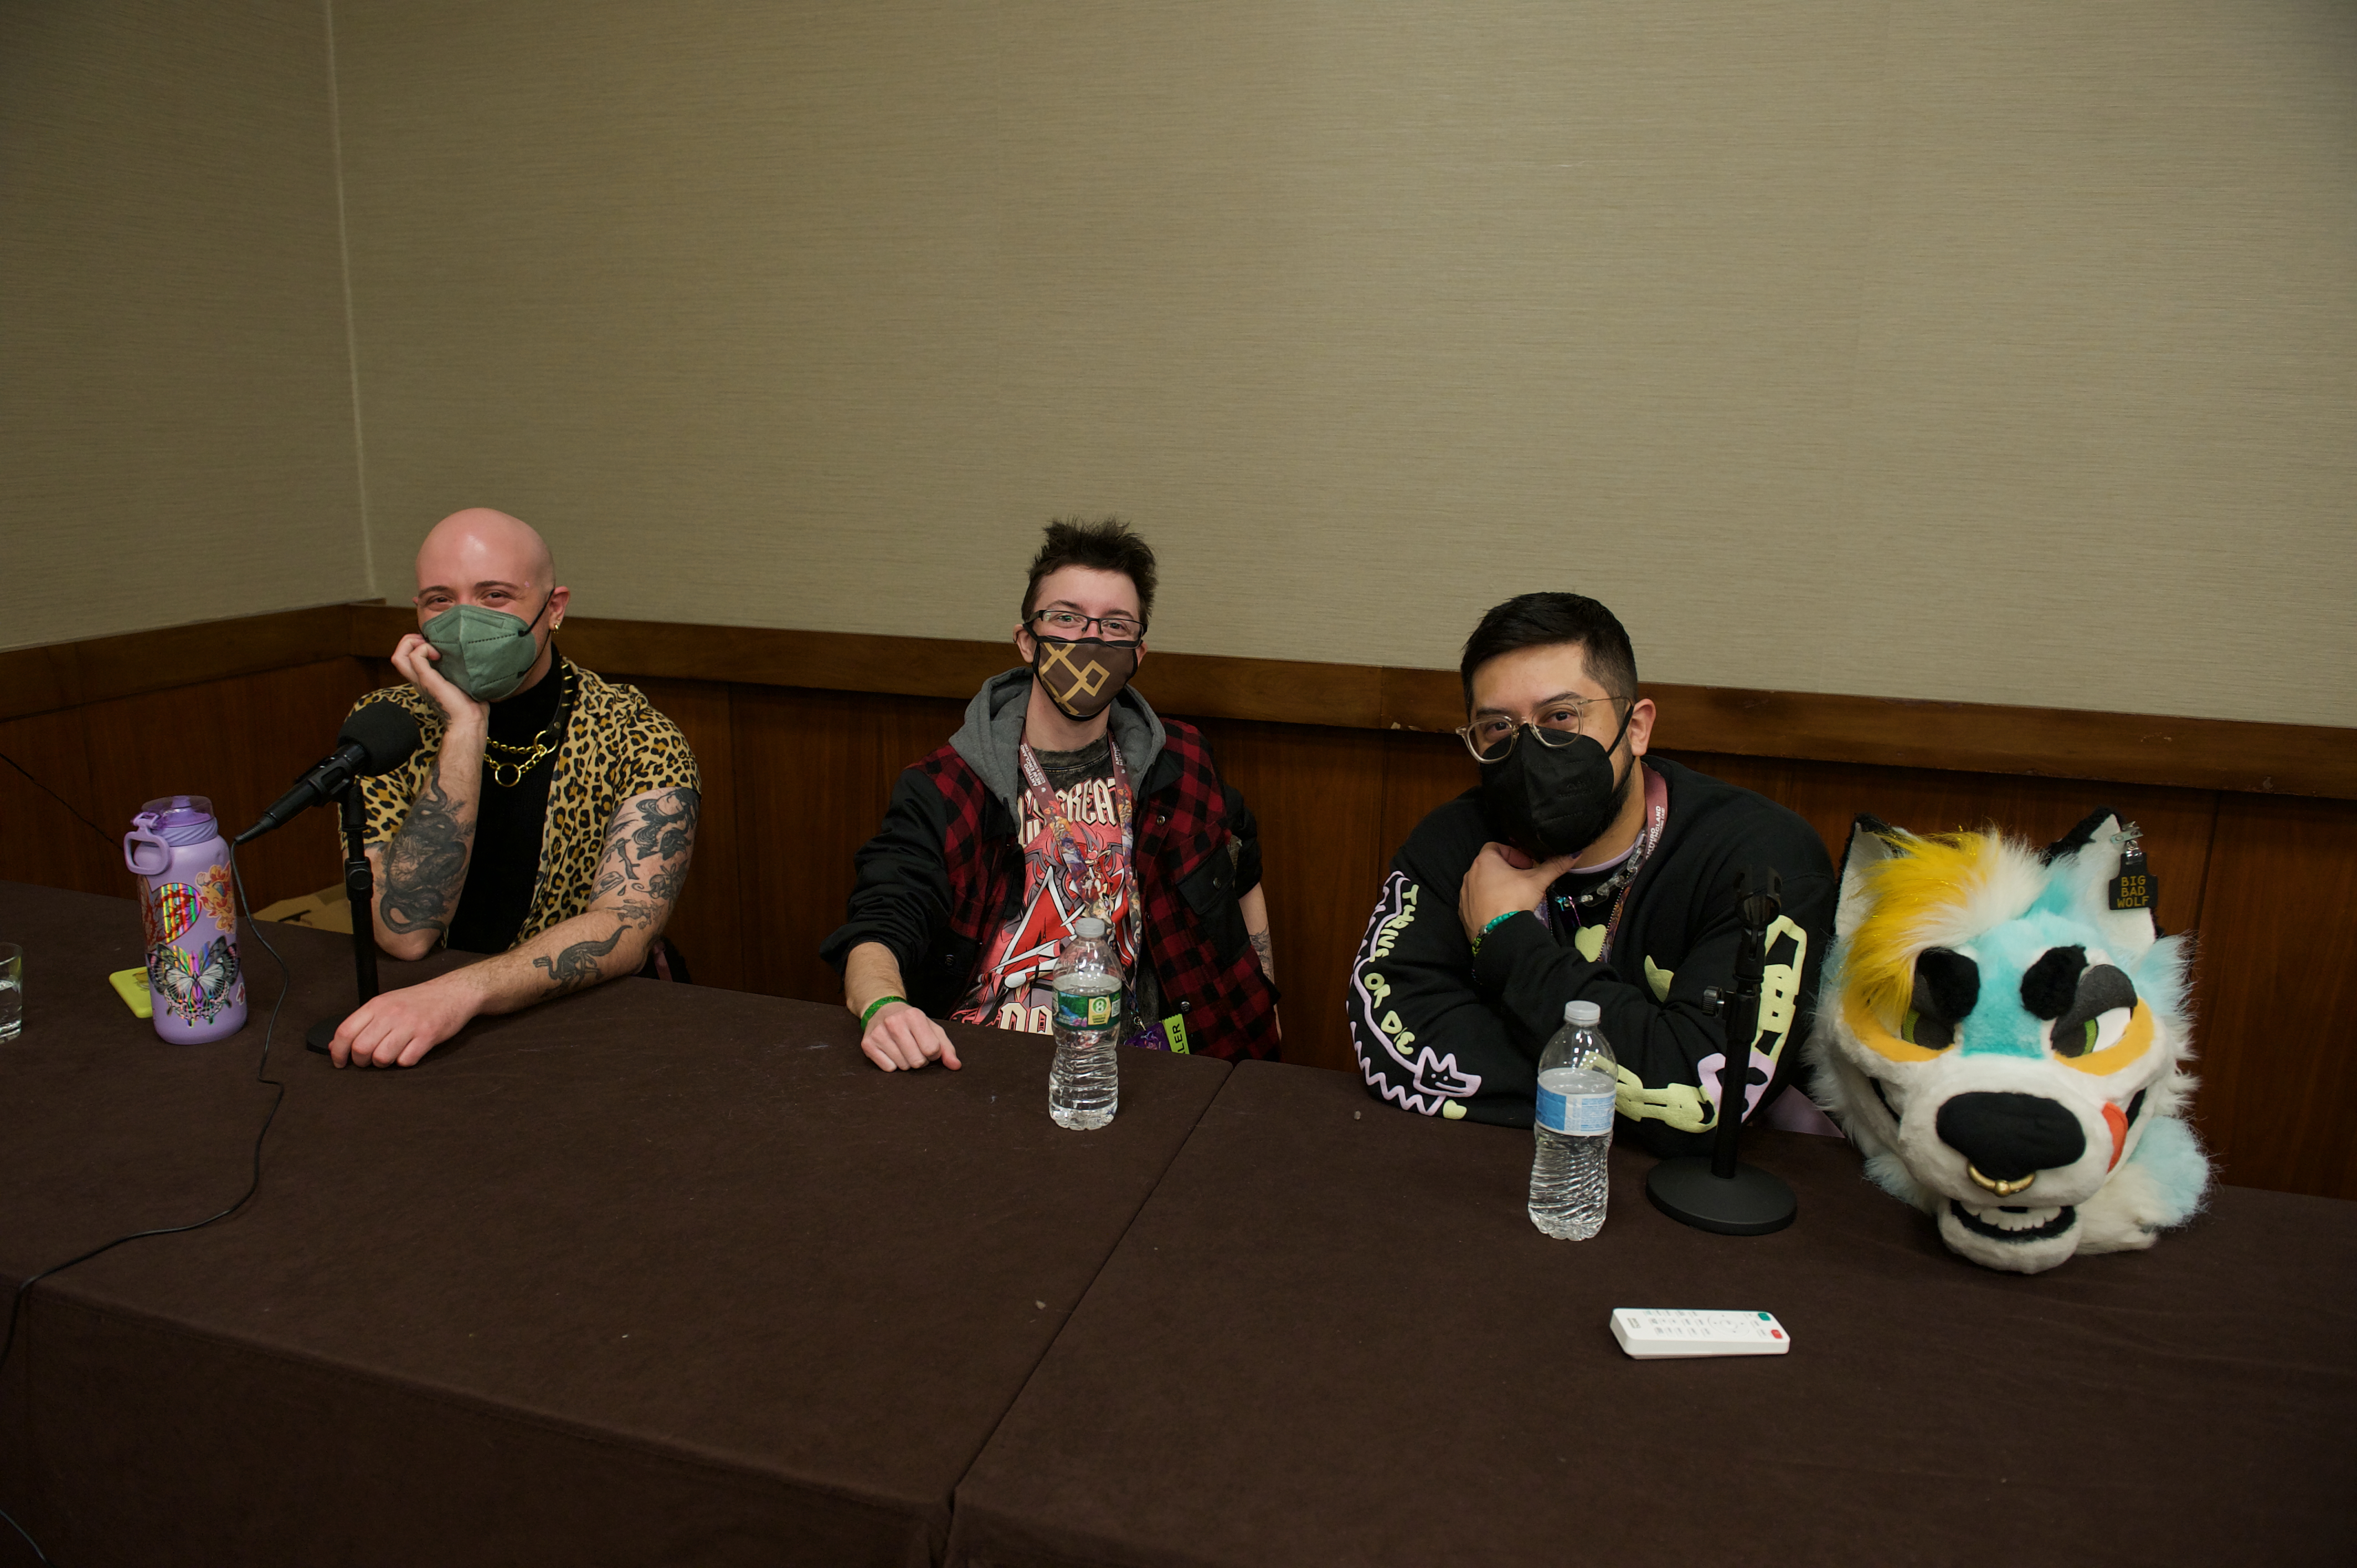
[2109,833,2155,911]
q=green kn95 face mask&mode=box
[421,595,552,703]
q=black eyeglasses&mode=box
[1029,610,1145,643]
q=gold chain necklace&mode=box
[483,663,573,788]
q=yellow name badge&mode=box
[110,967,153,1019]
[1162,1014,1190,1055]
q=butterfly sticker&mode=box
[149,936,242,1023]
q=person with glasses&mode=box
[824,517,1280,1070]
[1346,592,1834,1152]
[327,508,702,1068]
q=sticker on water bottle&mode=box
[1054,989,1119,1030]
[1536,1084,1616,1136]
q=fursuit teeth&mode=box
[1804,809,2211,1275]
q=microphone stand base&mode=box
[1645,1157,1797,1236]
[302,1015,348,1055]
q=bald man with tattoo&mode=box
[328,508,703,1067]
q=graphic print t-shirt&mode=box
[955,736,1142,1035]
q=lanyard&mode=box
[1555,764,1669,963]
[1016,738,1138,936]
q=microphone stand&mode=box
[302,780,380,1053]
[1644,865,1798,1235]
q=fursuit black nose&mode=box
[1935,1092,2086,1183]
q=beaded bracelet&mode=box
[1469,911,1522,957]
[860,994,907,1028]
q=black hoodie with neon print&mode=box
[1346,756,1835,1158]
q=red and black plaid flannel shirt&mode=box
[919,719,1280,1061]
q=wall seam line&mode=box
[323,0,374,598]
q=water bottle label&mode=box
[1536,1087,1615,1136]
[1054,989,1119,1030]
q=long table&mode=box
[949,1061,2357,1567]
[0,883,1229,1567]
[6,883,2354,1567]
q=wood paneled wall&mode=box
[5,608,2352,1200]
[1,658,377,916]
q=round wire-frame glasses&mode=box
[1454,697,1627,764]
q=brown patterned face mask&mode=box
[1032,637,1139,720]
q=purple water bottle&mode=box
[123,795,248,1043]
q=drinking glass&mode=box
[0,943,22,1042]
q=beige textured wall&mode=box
[0,0,371,651]
[332,2,2357,724]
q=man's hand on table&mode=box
[1459,841,1575,942]
[330,971,483,1067]
[862,1000,961,1073]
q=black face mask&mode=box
[1478,702,1636,861]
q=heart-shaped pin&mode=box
[1576,924,1606,962]
[152,882,200,945]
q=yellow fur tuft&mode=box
[1847,832,1995,1030]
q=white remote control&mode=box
[1610,1308,1790,1359]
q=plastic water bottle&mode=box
[1530,999,1617,1239]
[1048,916,1122,1130]
[122,795,247,1043]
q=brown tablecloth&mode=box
[949,1060,2357,1568]
[0,883,1230,1567]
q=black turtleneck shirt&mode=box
[445,656,570,955]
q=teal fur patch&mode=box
[1957,912,2094,1059]
[2127,932,2193,1029]
[2029,873,2081,920]
[2127,1115,2211,1228]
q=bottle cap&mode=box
[1565,1000,1601,1026]
[1074,916,1108,940]
[140,795,215,828]
[133,795,219,847]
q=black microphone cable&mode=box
[0,751,117,854]
[0,847,295,1567]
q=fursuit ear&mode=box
[2040,807,2161,955]
[2041,807,2115,868]
[1834,814,1906,941]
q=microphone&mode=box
[235,703,422,845]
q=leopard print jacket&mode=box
[350,661,701,946]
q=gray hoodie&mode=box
[949,668,1169,827]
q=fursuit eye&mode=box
[1901,947,1979,1049]
[2049,960,2138,1059]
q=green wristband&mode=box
[861,994,907,1028]
[1470,911,1521,957]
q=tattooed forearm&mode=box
[608,898,662,931]
[381,770,472,937]
[532,921,630,997]
[524,788,700,1004]
[1249,928,1275,983]
[520,788,700,1004]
